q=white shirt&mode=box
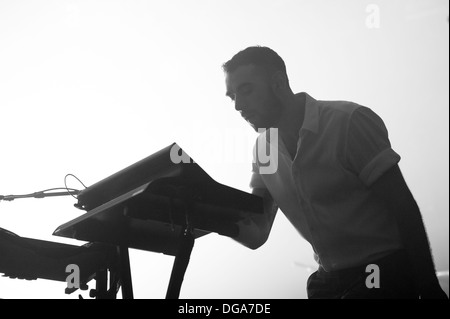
[251,93,403,271]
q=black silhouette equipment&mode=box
[1,143,263,299]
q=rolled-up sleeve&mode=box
[346,107,401,187]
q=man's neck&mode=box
[277,92,306,136]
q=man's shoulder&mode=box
[300,93,372,135]
[300,92,366,119]
[315,97,364,117]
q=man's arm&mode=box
[231,188,278,250]
[371,164,448,299]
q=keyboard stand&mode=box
[165,225,195,299]
[52,144,264,299]
[54,191,213,299]
[118,245,134,299]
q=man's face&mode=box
[225,64,282,131]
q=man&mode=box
[222,46,447,299]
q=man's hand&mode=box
[231,188,277,249]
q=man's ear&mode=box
[271,71,288,95]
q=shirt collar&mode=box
[297,92,319,135]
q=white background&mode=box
[0,0,448,299]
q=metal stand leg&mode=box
[93,268,108,299]
[165,228,195,299]
[118,245,134,299]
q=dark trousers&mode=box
[307,250,419,299]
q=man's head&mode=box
[223,46,291,131]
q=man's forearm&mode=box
[371,165,439,288]
[232,188,277,249]
[391,192,439,287]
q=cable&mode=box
[0,188,81,201]
[1,174,87,201]
[64,174,87,199]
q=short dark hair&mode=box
[222,46,288,81]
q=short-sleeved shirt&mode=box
[251,92,403,271]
